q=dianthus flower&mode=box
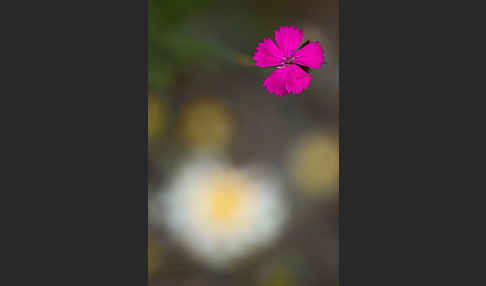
[253,26,325,96]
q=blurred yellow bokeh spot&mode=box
[180,99,234,150]
[288,132,339,195]
[148,95,168,144]
[148,236,162,278]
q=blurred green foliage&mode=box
[149,0,239,90]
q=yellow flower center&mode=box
[198,171,249,231]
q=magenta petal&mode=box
[253,38,284,67]
[294,41,325,69]
[274,26,303,56]
[263,65,312,96]
[263,67,287,96]
[284,64,312,95]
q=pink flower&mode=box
[253,26,325,96]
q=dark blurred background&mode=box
[148,0,339,285]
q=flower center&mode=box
[283,56,295,64]
[198,171,249,230]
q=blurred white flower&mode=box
[151,158,287,269]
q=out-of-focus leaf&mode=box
[148,0,243,90]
